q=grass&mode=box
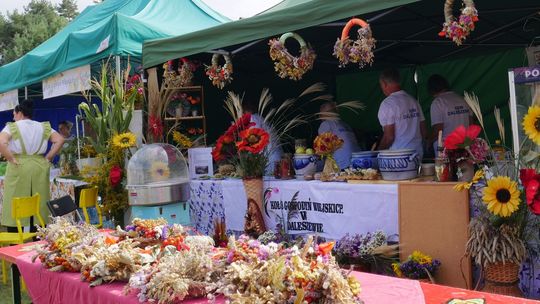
[0,266,32,304]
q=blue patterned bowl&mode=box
[351,151,378,170]
[377,149,419,180]
[293,154,317,177]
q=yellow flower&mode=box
[172,131,193,148]
[347,276,361,295]
[482,176,521,217]
[150,162,170,182]
[453,170,484,191]
[112,132,136,149]
[410,250,432,265]
[522,106,540,145]
[392,262,402,277]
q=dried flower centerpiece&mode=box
[334,231,398,273]
[268,32,316,81]
[208,235,363,303]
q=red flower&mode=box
[444,125,481,149]
[149,115,163,140]
[109,165,122,187]
[236,128,269,154]
[520,169,540,215]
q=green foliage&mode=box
[79,62,136,154]
[0,0,78,64]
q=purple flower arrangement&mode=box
[392,251,441,280]
[334,231,387,262]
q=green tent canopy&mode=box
[142,0,419,68]
[0,0,230,94]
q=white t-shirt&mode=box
[378,90,425,158]
[318,120,359,170]
[430,91,472,149]
[250,114,283,174]
[1,120,57,155]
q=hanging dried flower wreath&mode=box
[333,18,376,68]
[268,32,316,81]
[438,0,479,46]
[177,58,195,87]
[205,53,233,89]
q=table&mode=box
[1,243,538,304]
[190,179,398,240]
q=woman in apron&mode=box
[0,100,65,231]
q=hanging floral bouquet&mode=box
[314,132,344,175]
[268,32,316,81]
[452,93,540,278]
[392,251,441,281]
[205,53,233,89]
[333,18,376,68]
[438,0,479,46]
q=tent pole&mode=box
[115,56,121,79]
[232,39,263,55]
[24,87,28,100]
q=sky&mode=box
[0,0,94,15]
[0,0,282,19]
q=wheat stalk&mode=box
[464,91,484,129]
[493,106,505,145]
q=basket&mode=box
[481,262,523,297]
[484,262,519,284]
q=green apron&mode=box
[2,122,51,227]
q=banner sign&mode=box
[42,65,91,99]
[513,66,540,84]
[222,180,398,240]
[0,89,18,111]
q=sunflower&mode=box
[172,131,192,148]
[522,106,540,145]
[112,132,136,149]
[150,162,170,182]
[482,176,521,217]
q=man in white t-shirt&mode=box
[318,102,360,170]
[377,68,426,160]
[428,74,473,151]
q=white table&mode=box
[189,178,398,240]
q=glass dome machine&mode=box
[125,143,190,225]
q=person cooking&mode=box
[0,100,64,232]
[377,68,426,159]
[318,101,360,170]
[427,74,473,151]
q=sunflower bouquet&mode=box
[392,251,441,281]
[452,92,540,274]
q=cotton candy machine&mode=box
[125,143,190,225]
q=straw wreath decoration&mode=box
[333,18,376,68]
[268,32,316,81]
[205,53,233,89]
[438,0,479,46]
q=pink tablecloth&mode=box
[16,251,427,304]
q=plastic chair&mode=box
[0,193,45,284]
[79,186,102,228]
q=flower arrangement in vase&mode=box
[443,124,489,181]
[392,250,441,281]
[314,132,344,175]
[452,92,540,296]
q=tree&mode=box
[57,0,78,21]
[0,0,79,65]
